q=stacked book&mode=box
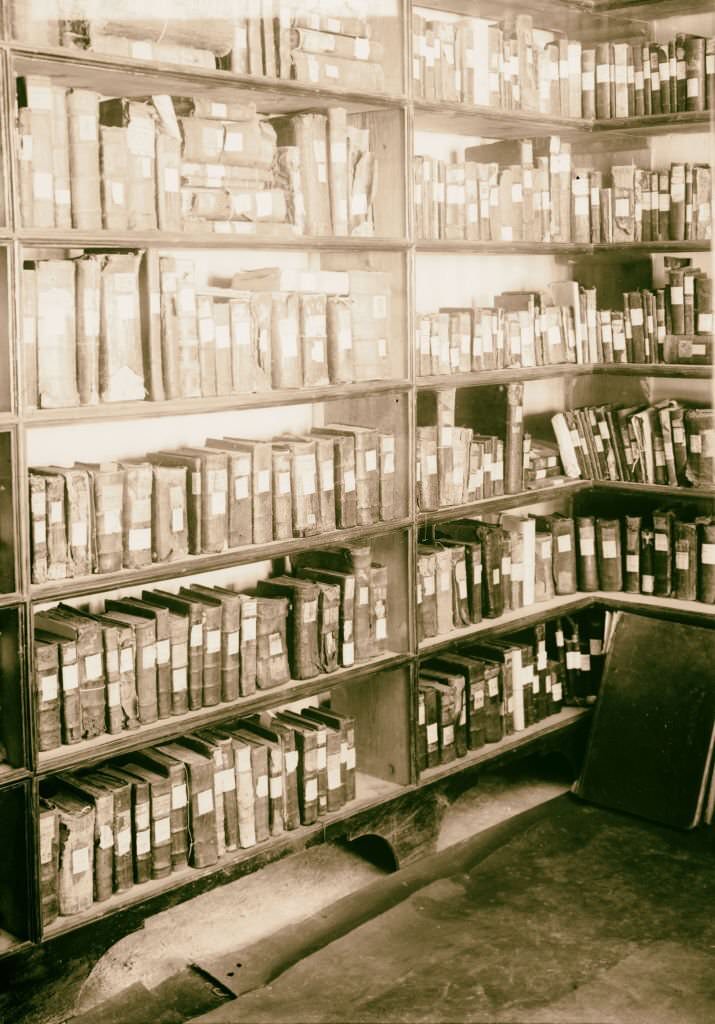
[551,402,714,488]
[412,10,715,118]
[15,0,384,89]
[22,260,392,410]
[417,267,713,376]
[38,702,356,923]
[34,540,388,753]
[29,427,396,583]
[414,137,713,244]
[417,510,715,643]
[17,80,377,238]
[417,383,568,511]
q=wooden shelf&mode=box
[0,930,30,961]
[417,481,589,526]
[418,707,591,785]
[593,481,715,501]
[591,0,712,17]
[416,240,592,256]
[36,653,408,776]
[0,766,31,790]
[590,241,713,257]
[40,769,405,941]
[10,46,407,114]
[592,590,715,625]
[591,110,712,137]
[593,363,713,379]
[18,229,408,252]
[418,594,595,655]
[24,379,412,427]
[417,0,648,41]
[0,592,22,609]
[30,517,411,603]
[417,366,593,389]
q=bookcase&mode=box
[0,0,712,964]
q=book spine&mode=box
[101,626,124,735]
[67,89,102,229]
[29,473,48,584]
[148,778,172,878]
[122,463,153,570]
[652,510,674,596]
[196,294,218,398]
[596,517,623,591]
[674,520,698,601]
[239,597,258,696]
[187,761,219,867]
[56,801,95,914]
[38,802,60,925]
[551,518,578,595]
[233,742,257,849]
[685,36,706,112]
[698,521,715,604]
[35,641,61,751]
[576,515,598,591]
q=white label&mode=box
[136,830,151,856]
[580,537,595,557]
[701,544,715,565]
[190,624,202,648]
[84,653,103,680]
[62,663,79,691]
[630,307,644,327]
[72,847,90,874]
[365,449,378,473]
[78,114,97,142]
[602,540,618,559]
[269,632,283,657]
[627,554,640,573]
[107,681,120,706]
[117,828,131,856]
[256,775,269,799]
[655,533,669,553]
[172,666,187,692]
[41,674,58,702]
[141,643,156,670]
[615,197,630,218]
[687,76,700,97]
[227,630,240,656]
[557,533,572,553]
[197,789,214,816]
[206,628,221,655]
[154,817,171,844]
[217,767,236,794]
[359,585,370,607]
[344,469,356,493]
[426,723,438,745]
[285,750,299,774]
[172,783,188,810]
[269,775,283,799]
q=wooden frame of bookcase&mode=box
[0,0,711,970]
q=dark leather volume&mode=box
[58,773,114,901]
[576,515,599,592]
[436,520,505,618]
[274,712,321,824]
[97,766,152,884]
[431,654,487,750]
[238,716,301,831]
[418,682,440,769]
[697,518,715,604]
[119,763,173,879]
[34,637,61,751]
[421,665,468,758]
[254,597,291,688]
[141,591,202,711]
[181,732,238,857]
[86,769,133,892]
[640,527,656,595]
[130,748,190,870]
[673,520,698,602]
[38,800,60,925]
[415,548,438,641]
[539,515,577,595]
[105,599,171,720]
[596,518,623,592]
[186,585,241,702]
[296,566,355,668]
[652,509,675,597]
[257,577,321,680]
[302,706,357,804]
[292,544,373,661]
[179,588,223,706]
[156,742,219,867]
[624,515,642,593]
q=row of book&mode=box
[417,609,610,769]
[24,258,392,410]
[29,428,395,584]
[18,80,376,239]
[416,268,713,378]
[35,540,388,752]
[39,701,357,922]
[15,1,384,90]
[412,11,715,118]
[552,403,714,488]
[417,510,715,643]
[414,141,713,244]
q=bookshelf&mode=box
[0,0,711,968]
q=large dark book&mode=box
[574,613,715,829]
[84,769,134,892]
[34,638,61,751]
[156,742,219,867]
[420,665,468,758]
[430,653,487,750]
[302,705,356,804]
[57,773,114,902]
[129,748,189,870]
[118,762,173,880]
[104,599,171,720]
[38,800,60,925]
[141,591,202,711]
[256,576,321,680]
[179,588,223,706]
[185,585,241,702]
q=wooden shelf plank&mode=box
[24,379,412,427]
[30,517,412,604]
[0,593,23,610]
[40,770,405,941]
[417,240,712,256]
[418,707,591,786]
[36,653,408,776]
[417,366,593,388]
[10,46,407,113]
[18,229,408,252]
[593,363,712,379]
[594,481,715,501]
[591,0,713,17]
[417,482,589,526]
[0,766,31,789]
[592,590,715,624]
[418,0,647,41]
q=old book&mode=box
[292,544,373,660]
[98,253,145,403]
[50,788,95,915]
[257,576,320,680]
[187,585,240,703]
[300,292,329,387]
[58,775,119,900]
[73,461,123,574]
[34,637,61,752]
[206,438,272,546]
[35,259,78,409]
[38,800,60,926]
[296,566,356,668]
[131,748,189,870]
[156,742,219,867]
[34,627,81,747]
[104,601,165,722]
[158,256,200,399]
[39,608,107,740]
[150,462,189,563]
[254,596,291,689]
[74,254,101,406]
[140,591,201,711]
[596,517,623,591]
[66,88,102,228]
[540,514,577,595]
[314,424,378,525]
[241,715,301,830]
[97,606,158,724]
[273,113,331,234]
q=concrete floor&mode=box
[72,762,569,1017]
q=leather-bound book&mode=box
[612,165,635,242]
[29,473,48,584]
[303,706,356,804]
[673,520,698,601]
[504,382,524,494]
[147,451,201,554]
[155,130,181,231]
[220,732,256,848]
[534,530,554,601]
[576,515,599,591]
[106,600,180,716]
[241,715,301,831]
[416,426,439,512]
[417,682,439,769]
[32,466,91,580]
[35,628,81,748]
[695,274,712,335]
[271,292,302,389]
[326,295,354,383]
[206,438,272,546]
[141,591,201,711]
[117,763,172,879]
[639,527,655,595]
[652,509,675,597]
[75,255,101,406]
[466,640,521,734]
[314,424,379,525]
[39,608,106,741]
[237,594,258,696]
[35,258,78,410]
[594,42,611,119]
[274,712,320,825]
[34,638,61,751]
[421,666,468,758]
[293,545,372,660]
[82,770,133,892]
[685,36,706,111]
[685,408,715,486]
[378,433,396,522]
[431,654,486,749]
[150,463,189,564]
[697,518,715,604]
[94,606,157,723]
[156,742,219,868]
[538,514,577,595]
[74,461,123,574]
[311,581,341,674]
[283,437,321,537]
[624,515,642,593]
[257,577,321,680]
[176,734,226,858]
[177,588,222,706]
[300,292,329,387]
[596,518,623,591]
[158,257,200,399]
[253,596,290,689]
[129,748,189,870]
[314,431,357,529]
[67,88,101,228]
[669,165,686,241]
[186,585,241,703]
[432,546,454,637]
[119,461,153,570]
[296,566,355,668]
[178,447,229,553]
[38,800,60,925]
[98,252,145,403]
[194,294,217,398]
[273,113,331,234]
[270,444,293,540]
[415,548,437,642]
[50,788,95,914]
[99,99,157,230]
[93,615,140,730]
